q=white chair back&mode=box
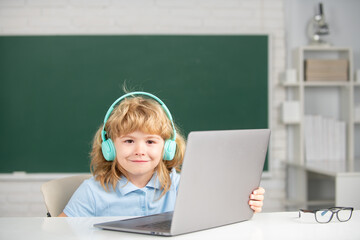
[41,174,92,217]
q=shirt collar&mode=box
[117,172,161,196]
[146,172,162,190]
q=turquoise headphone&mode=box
[101,92,177,161]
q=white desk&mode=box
[0,211,359,240]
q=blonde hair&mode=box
[90,95,186,197]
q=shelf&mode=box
[305,161,349,175]
[283,121,301,125]
[301,46,351,52]
[287,161,359,176]
[282,82,300,87]
[304,81,350,87]
[283,81,353,87]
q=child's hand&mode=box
[248,187,265,213]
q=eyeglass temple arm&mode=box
[299,209,314,213]
[299,209,314,218]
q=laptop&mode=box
[94,129,270,236]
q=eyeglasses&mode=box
[299,207,353,223]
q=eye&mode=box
[147,140,156,144]
[124,139,134,143]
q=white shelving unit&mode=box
[283,46,360,210]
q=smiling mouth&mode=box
[130,160,150,163]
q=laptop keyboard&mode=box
[138,220,172,230]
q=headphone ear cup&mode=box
[163,139,177,161]
[101,139,116,161]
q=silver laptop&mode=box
[94,129,270,236]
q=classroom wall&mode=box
[0,0,287,216]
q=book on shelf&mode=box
[304,115,346,164]
[305,59,348,81]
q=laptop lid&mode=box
[170,129,270,235]
[94,129,270,236]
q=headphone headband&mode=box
[101,91,177,142]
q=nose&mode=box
[134,142,146,156]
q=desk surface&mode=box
[0,211,359,240]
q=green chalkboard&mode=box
[0,35,268,173]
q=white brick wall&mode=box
[0,0,287,216]
[0,176,47,216]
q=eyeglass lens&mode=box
[336,209,352,222]
[315,208,352,223]
[315,209,333,223]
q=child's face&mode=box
[113,131,165,184]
